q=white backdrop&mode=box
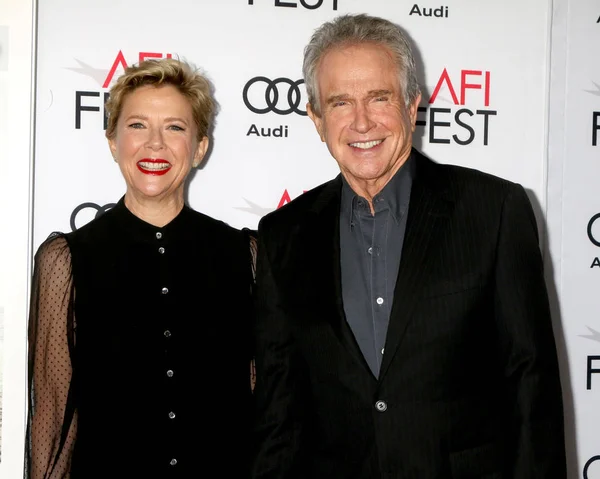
[5,0,595,478]
[32,0,550,249]
[547,0,600,477]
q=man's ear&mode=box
[307,103,325,142]
[408,93,422,132]
[193,136,209,168]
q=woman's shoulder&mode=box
[184,207,246,238]
[34,232,72,271]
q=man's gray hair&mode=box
[302,13,421,116]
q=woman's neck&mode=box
[123,192,184,227]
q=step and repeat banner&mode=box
[547,0,600,478]
[32,0,550,248]
[26,0,600,478]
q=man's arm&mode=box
[493,184,566,478]
[251,218,303,479]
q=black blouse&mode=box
[26,198,256,478]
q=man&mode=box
[252,13,566,479]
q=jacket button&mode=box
[375,400,387,412]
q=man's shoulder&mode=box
[416,151,520,198]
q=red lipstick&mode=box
[136,158,171,176]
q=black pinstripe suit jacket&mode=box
[252,149,566,479]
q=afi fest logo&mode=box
[69,50,172,130]
[418,68,497,146]
[243,76,308,139]
[236,189,306,217]
[248,0,338,9]
[587,81,600,146]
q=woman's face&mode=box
[108,84,208,203]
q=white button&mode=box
[167,369,174,377]
[368,247,373,255]
[376,297,384,305]
[168,411,176,419]
[375,400,387,412]
[381,348,385,355]
[158,247,165,254]
[161,287,169,294]
[169,458,177,466]
[156,232,162,239]
[164,330,171,338]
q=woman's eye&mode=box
[128,122,144,129]
[168,125,185,131]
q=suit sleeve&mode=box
[251,218,303,479]
[493,184,566,478]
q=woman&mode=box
[26,59,256,478]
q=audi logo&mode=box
[588,213,600,247]
[70,202,116,231]
[584,455,600,479]
[243,76,307,116]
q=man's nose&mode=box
[350,104,375,133]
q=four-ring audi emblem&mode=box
[243,76,307,116]
[70,202,116,231]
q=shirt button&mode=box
[368,247,373,255]
[158,247,165,254]
[161,287,169,295]
[164,330,171,338]
[156,232,162,240]
[381,348,385,355]
[376,297,384,305]
[167,369,174,377]
[168,411,176,419]
[169,459,177,466]
[375,400,387,412]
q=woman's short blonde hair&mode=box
[105,58,216,142]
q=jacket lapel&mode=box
[305,177,376,378]
[379,152,454,381]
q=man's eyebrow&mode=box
[325,94,351,105]
[366,89,393,98]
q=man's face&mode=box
[307,43,421,191]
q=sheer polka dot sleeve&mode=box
[26,234,77,479]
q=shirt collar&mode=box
[341,151,415,227]
[110,196,193,244]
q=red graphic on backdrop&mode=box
[103,51,173,88]
[67,51,173,130]
[417,67,497,146]
[236,189,307,217]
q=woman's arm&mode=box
[26,234,77,479]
